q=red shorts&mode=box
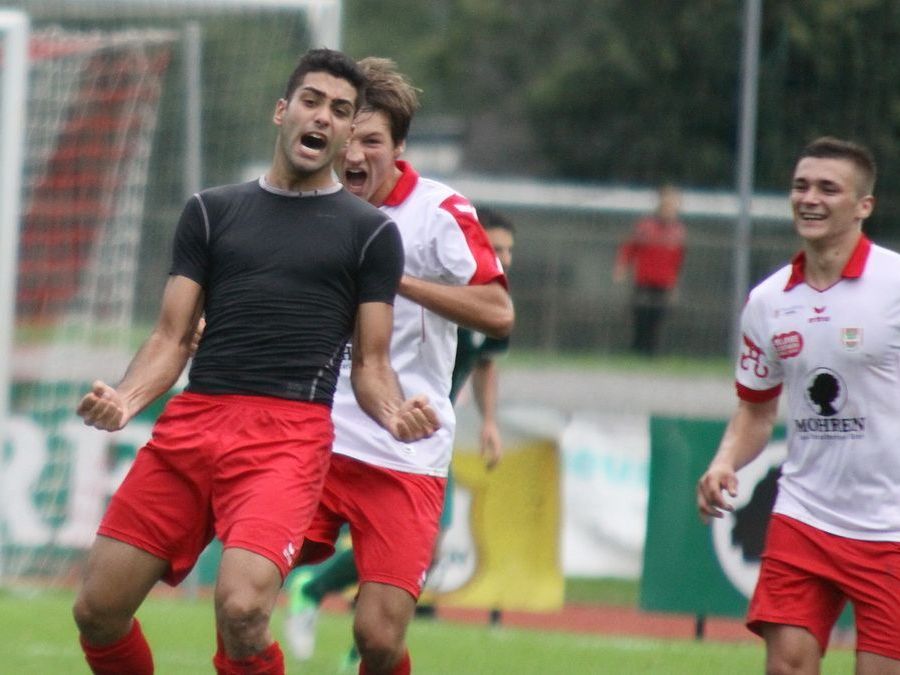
[300,453,446,599]
[99,392,333,584]
[748,514,900,659]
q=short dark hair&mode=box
[798,136,877,196]
[282,48,367,108]
[476,206,515,234]
[356,57,420,145]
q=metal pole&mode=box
[306,0,342,48]
[731,0,762,357]
[183,21,203,199]
[181,21,203,600]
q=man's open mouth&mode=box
[344,168,367,189]
[301,133,327,151]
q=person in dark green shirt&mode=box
[448,207,515,467]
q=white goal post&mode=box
[0,9,28,447]
[0,10,29,584]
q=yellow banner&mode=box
[424,439,564,611]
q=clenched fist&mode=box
[386,394,440,442]
[76,380,131,432]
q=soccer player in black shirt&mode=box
[72,48,438,675]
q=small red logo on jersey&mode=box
[808,306,830,323]
[772,331,803,359]
[740,334,770,377]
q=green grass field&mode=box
[0,586,856,674]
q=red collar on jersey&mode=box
[784,235,872,291]
[382,160,419,207]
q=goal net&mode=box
[1,2,340,590]
[6,25,178,588]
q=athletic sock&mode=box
[214,630,227,667]
[359,649,411,675]
[212,640,285,675]
[303,548,359,603]
[79,617,153,675]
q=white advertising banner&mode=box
[558,411,649,578]
[454,403,650,580]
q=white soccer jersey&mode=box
[736,236,900,540]
[331,161,506,476]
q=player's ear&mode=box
[273,98,287,126]
[856,194,874,220]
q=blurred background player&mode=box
[71,48,438,675]
[287,57,512,675]
[697,137,900,673]
[285,206,516,662]
[613,184,686,356]
[449,206,516,468]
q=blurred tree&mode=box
[757,0,900,234]
[343,0,900,233]
[518,1,740,185]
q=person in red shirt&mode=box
[613,184,686,356]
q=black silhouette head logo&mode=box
[808,372,839,416]
[805,368,846,417]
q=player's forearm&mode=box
[115,331,193,421]
[398,276,514,339]
[711,398,778,472]
[472,361,499,423]
[350,360,407,430]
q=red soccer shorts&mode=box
[748,513,900,659]
[300,453,446,599]
[98,391,333,583]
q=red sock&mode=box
[214,630,227,669]
[359,649,411,675]
[80,617,153,675]
[212,641,285,675]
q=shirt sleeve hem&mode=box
[736,381,782,403]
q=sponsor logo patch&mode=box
[794,367,865,439]
[803,367,847,417]
[841,327,862,351]
[772,331,803,359]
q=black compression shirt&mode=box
[171,178,403,405]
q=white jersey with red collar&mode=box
[736,236,900,540]
[331,161,507,476]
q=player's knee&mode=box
[353,619,404,668]
[354,639,401,673]
[762,625,820,675]
[72,593,130,643]
[72,595,101,634]
[765,651,816,675]
[216,594,270,633]
[216,590,271,648]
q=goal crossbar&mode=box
[14,0,342,47]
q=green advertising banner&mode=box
[640,416,851,630]
[640,416,786,618]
